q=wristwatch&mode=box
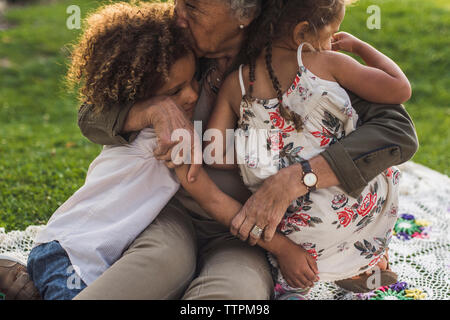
[300,160,318,192]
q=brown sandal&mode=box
[0,255,41,300]
[335,250,398,293]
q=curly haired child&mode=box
[26,2,200,300]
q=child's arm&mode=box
[203,71,242,170]
[174,164,319,289]
[329,32,411,104]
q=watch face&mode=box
[303,173,318,187]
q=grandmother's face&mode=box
[174,0,247,59]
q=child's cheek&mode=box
[322,39,332,51]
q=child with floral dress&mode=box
[206,0,411,298]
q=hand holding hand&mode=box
[144,96,202,182]
[230,167,308,245]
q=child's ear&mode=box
[292,21,309,46]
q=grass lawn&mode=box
[0,0,449,231]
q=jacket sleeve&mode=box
[320,91,419,198]
[77,102,139,145]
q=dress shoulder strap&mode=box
[297,43,306,69]
[238,64,246,97]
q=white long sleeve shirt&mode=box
[34,129,180,285]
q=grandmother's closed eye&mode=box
[186,2,195,9]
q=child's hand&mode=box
[331,32,363,54]
[276,242,320,289]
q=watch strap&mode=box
[300,160,312,174]
[300,160,317,192]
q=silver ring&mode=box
[250,225,264,239]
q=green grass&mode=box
[341,0,450,176]
[0,0,449,231]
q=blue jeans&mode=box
[27,241,87,300]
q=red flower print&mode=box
[269,111,285,130]
[337,208,354,227]
[392,170,401,185]
[274,283,286,296]
[311,127,333,147]
[301,243,321,260]
[389,205,398,218]
[282,125,295,134]
[295,213,311,226]
[307,248,318,260]
[286,213,310,228]
[331,194,348,210]
[268,132,284,152]
[288,217,306,228]
[385,168,393,178]
[269,110,295,134]
[357,192,377,217]
[286,73,301,97]
[385,167,401,185]
[298,86,306,96]
[368,254,383,267]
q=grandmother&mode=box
[74,0,418,299]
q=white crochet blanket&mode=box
[1,161,449,300]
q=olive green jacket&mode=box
[77,91,418,198]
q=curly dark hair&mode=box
[66,2,191,113]
[242,0,356,131]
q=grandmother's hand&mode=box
[231,165,308,245]
[136,96,202,182]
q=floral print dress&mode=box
[235,44,400,296]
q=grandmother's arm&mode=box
[78,95,190,145]
[78,96,202,181]
[78,102,138,145]
[321,92,419,197]
[173,164,320,289]
[293,94,419,197]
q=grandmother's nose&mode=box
[175,3,189,28]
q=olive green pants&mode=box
[73,197,273,300]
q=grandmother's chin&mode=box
[192,45,206,58]
[181,29,204,58]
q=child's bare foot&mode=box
[354,251,389,279]
[334,250,398,293]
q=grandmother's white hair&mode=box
[228,0,261,20]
